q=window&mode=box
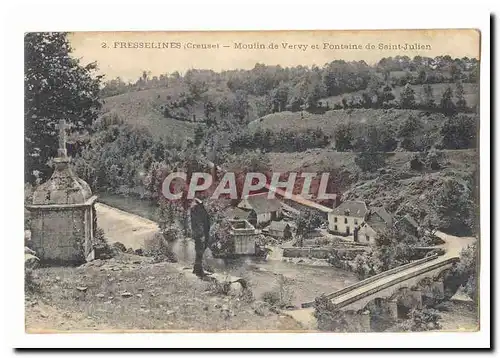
[334,217,338,223]
[354,219,358,225]
[366,236,370,242]
[344,218,348,224]
[334,225,338,231]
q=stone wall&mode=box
[30,207,89,264]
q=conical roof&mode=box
[32,158,93,205]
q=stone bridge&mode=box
[300,254,457,311]
[287,231,475,330]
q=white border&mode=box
[2,0,492,350]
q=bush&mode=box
[25,269,41,295]
[262,290,281,306]
[143,232,178,263]
[395,307,442,332]
[93,227,116,259]
[313,295,349,332]
[261,274,294,308]
[111,241,127,253]
[206,277,232,296]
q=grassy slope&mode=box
[25,253,303,332]
[249,108,446,137]
[101,87,262,142]
[102,87,198,142]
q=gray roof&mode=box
[330,201,368,218]
[241,193,282,214]
[269,221,290,232]
[224,206,251,220]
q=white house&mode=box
[237,193,282,227]
[328,201,368,236]
[358,207,394,244]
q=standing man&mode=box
[189,198,211,277]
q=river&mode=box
[96,193,359,306]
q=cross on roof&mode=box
[58,119,68,158]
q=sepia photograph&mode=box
[10,9,491,347]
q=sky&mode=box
[69,30,480,83]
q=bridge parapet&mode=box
[301,254,440,308]
[335,257,458,312]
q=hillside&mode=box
[101,87,263,142]
[319,82,479,109]
[101,87,198,142]
[249,108,447,138]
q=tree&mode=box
[433,178,474,235]
[353,126,389,172]
[271,83,289,112]
[400,83,416,109]
[455,81,467,110]
[25,32,102,182]
[334,124,353,152]
[421,84,435,109]
[398,115,423,151]
[439,86,456,116]
[446,242,478,301]
[441,115,477,149]
[295,209,324,246]
[377,85,396,107]
[314,295,349,332]
[372,228,416,272]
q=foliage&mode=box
[455,81,467,110]
[421,84,436,109]
[313,295,349,332]
[334,124,354,152]
[445,242,478,301]
[25,269,42,295]
[432,178,475,235]
[400,83,417,109]
[372,228,418,272]
[206,276,232,296]
[439,86,456,116]
[261,274,294,308]
[230,127,330,153]
[143,231,178,263]
[395,307,442,332]
[93,227,116,259]
[441,114,477,149]
[25,32,102,183]
[398,115,426,151]
[295,209,325,246]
